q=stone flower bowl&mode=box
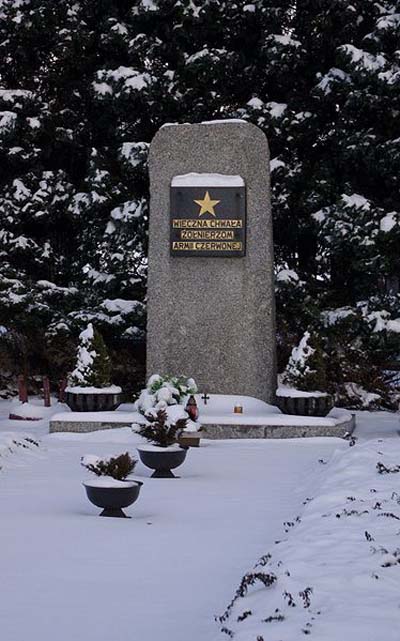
[83,478,143,517]
[66,387,122,412]
[137,445,188,478]
[276,392,334,417]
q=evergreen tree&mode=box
[237,0,400,404]
[0,0,149,392]
[302,1,400,403]
[0,0,285,393]
[68,323,111,388]
[310,1,400,306]
[283,330,327,392]
[0,0,398,404]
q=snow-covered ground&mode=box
[0,398,398,641]
[218,436,400,640]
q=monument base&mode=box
[49,395,355,439]
[200,417,355,439]
[195,394,355,438]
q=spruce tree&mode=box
[69,323,112,388]
[0,0,398,404]
[238,1,400,403]
[283,330,328,392]
[0,0,287,392]
[305,1,400,401]
[0,0,149,392]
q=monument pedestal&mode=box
[49,398,355,439]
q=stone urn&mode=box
[137,445,188,478]
[66,386,122,412]
[83,479,143,517]
[276,391,334,417]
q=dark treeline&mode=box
[0,0,399,406]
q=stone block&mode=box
[147,121,276,402]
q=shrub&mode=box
[134,408,187,447]
[282,330,328,392]
[81,452,136,480]
[134,374,197,413]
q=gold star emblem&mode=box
[194,191,220,217]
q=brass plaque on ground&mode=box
[170,185,246,257]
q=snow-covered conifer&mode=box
[68,323,111,389]
[283,330,328,392]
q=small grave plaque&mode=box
[170,173,246,257]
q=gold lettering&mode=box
[173,218,243,229]
[172,241,242,252]
[172,241,194,250]
[180,230,235,240]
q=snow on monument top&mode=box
[171,172,244,187]
[161,118,247,129]
[200,118,247,125]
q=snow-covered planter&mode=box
[81,452,142,517]
[280,331,333,415]
[83,478,143,518]
[66,386,122,412]
[276,387,334,417]
[133,407,189,478]
[66,323,122,412]
[136,444,188,479]
[134,374,197,414]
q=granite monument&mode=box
[147,121,276,402]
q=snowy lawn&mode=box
[0,400,398,641]
[218,415,400,641]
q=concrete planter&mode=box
[83,479,143,517]
[276,393,334,417]
[66,391,122,412]
[137,446,188,478]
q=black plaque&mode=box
[170,183,246,257]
